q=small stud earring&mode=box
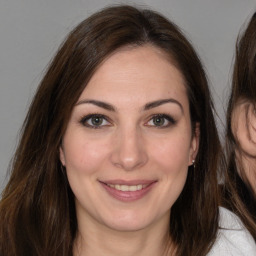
[192,159,195,169]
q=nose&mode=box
[110,127,148,171]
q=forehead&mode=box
[78,45,188,107]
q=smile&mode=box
[100,180,157,202]
[106,184,149,191]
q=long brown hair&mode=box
[0,5,221,255]
[223,12,256,240]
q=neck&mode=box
[73,211,172,256]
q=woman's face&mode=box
[60,45,199,232]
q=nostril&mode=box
[110,146,148,171]
[109,130,148,170]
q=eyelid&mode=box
[79,113,176,129]
[145,114,176,128]
[79,113,112,128]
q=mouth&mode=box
[106,183,149,192]
[99,180,157,202]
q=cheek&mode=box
[150,135,191,171]
[150,137,189,210]
[63,133,109,174]
[234,114,251,152]
[232,107,248,148]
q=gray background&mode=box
[1,0,256,191]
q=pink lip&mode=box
[99,180,157,202]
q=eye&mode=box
[80,114,111,128]
[146,114,176,128]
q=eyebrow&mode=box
[76,98,183,112]
[144,99,183,112]
[76,100,116,111]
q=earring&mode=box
[192,159,195,169]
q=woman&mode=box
[0,5,255,256]
[223,12,256,240]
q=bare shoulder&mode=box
[207,207,256,256]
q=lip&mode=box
[99,179,157,202]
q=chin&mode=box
[101,209,166,233]
[100,211,152,232]
[106,220,150,232]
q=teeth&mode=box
[107,184,147,191]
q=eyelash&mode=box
[79,113,176,129]
[146,114,176,128]
[79,114,111,129]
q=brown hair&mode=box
[0,5,221,255]
[223,12,256,240]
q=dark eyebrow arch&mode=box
[144,99,183,112]
[75,100,116,111]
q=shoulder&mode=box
[207,207,256,256]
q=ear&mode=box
[189,122,200,166]
[59,145,66,166]
[232,102,256,157]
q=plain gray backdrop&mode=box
[1,0,256,191]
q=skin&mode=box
[60,45,199,256]
[231,99,256,194]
